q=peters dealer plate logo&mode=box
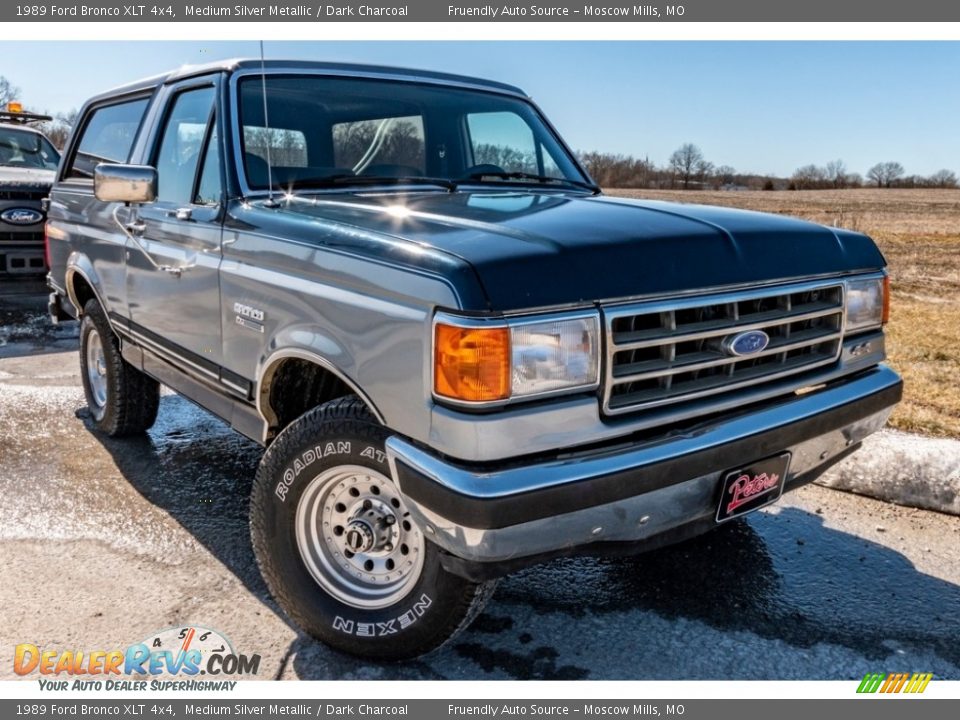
[1,207,44,226]
[13,625,261,691]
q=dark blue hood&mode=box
[267,190,886,311]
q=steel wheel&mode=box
[85,328,108,409]
[295,464,425,609]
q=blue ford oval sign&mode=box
[1,208,44,226]
[724,330,770,357]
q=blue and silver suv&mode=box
[46,60,902,659]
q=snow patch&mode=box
[817,429,960,516]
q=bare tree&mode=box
[867,161,905,188]
[669,143,706,189]
[34,109,79,150]
[884,161,905,187]
[928,169,958,189]
[715,165,737,187]
[825,159,848,188]
[0,76,20,108]
[579,151,655,188]
[791,164,828,190]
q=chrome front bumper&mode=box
[386,365,902,566]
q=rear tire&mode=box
[79,299,160,437]
[250,396,496,660]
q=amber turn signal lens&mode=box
[434,323,510,403]
[882,275,891,325]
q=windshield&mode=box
[0,126,60,170]
[236,74,591,192]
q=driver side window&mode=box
[154,86,216,205]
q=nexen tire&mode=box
[250,396,496,660]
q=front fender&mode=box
[254,328,385,438]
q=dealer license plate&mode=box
[715,452,791,523]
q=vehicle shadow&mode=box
[87,395,960,680]
[473,510,960,679]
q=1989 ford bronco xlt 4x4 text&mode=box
[47,60,902,660]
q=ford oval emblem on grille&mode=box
[1,207,44,226]
[724,330,770,357]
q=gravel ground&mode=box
[1,295,958,681]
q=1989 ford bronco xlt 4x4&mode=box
[47,60,902,660]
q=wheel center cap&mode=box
[344,518,376,553]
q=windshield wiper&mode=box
[281,175,457,192]
[459,171,600,194]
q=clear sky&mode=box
[2,40,957,178]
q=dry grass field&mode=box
[606,188,960,439]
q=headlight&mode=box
[844,275,889,332]
[509,314,600,398]
[433,312,600,405]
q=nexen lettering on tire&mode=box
[332,594,433,636]
[275,441,352,501]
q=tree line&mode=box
[579,143,958,190]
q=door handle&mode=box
[168,208,193,221]
[113,206,194,277]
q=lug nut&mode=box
[362,499,372,510]
[383,515,396,526]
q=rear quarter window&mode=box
[65,97,150,180]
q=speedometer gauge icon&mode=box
[139,625,235,676]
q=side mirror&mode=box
[94,164,157,204]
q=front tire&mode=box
[250,396,496,660]
[79,299,160,437]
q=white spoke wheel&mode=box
[250,396,498,660]
[296,465,425,609]
[84,328,108,409]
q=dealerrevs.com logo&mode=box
[14,626,260,691]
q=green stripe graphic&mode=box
[857,672,885,693]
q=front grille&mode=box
[602,279,845,415]
[0,190,47,201]
[0,231,44,244]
